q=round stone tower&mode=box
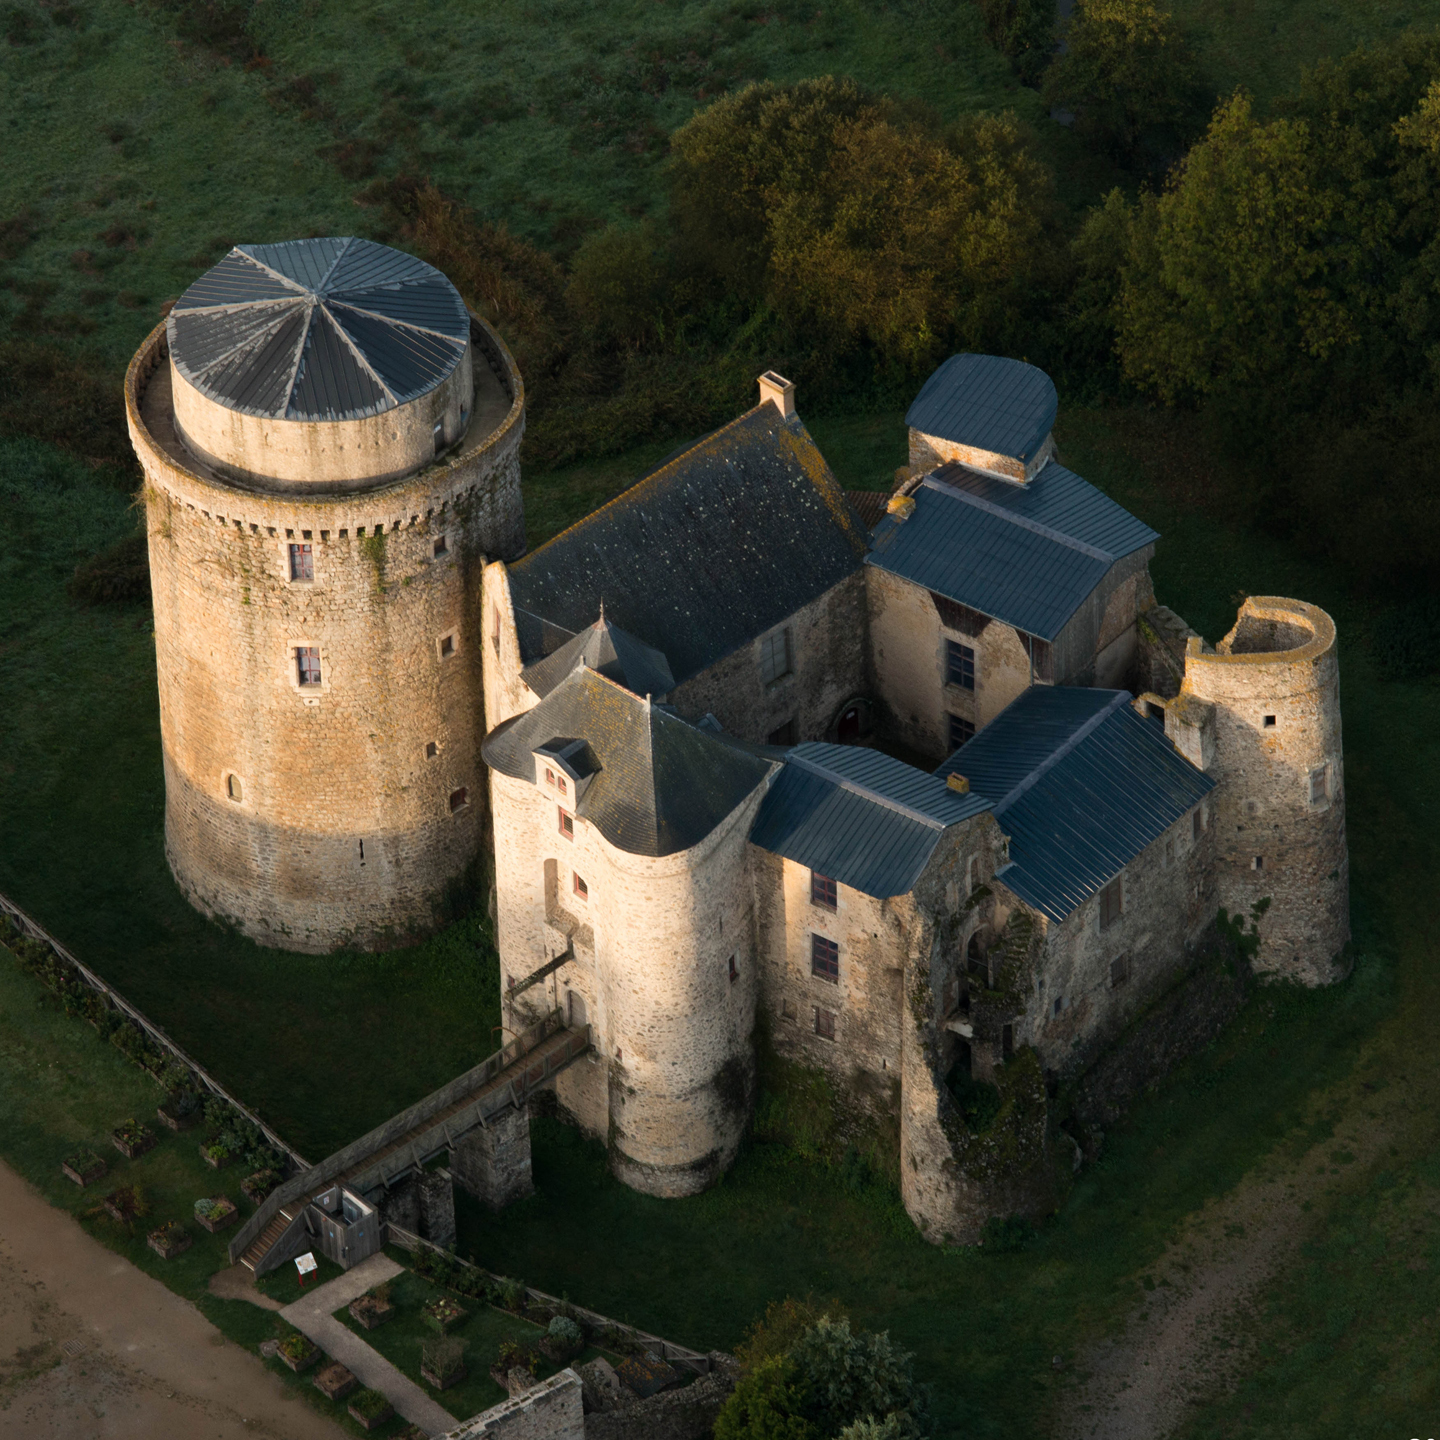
[126,237,525,952]
[1180,597,1349,985]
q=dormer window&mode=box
[556,775,567,796]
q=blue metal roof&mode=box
[168,238,470,422]
[865,465,1158,641]
[906,354,1057,462]
[937,687,1215,922]
[749,743,992,898]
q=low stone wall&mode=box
[583,1356,739,1440]
[1071,930,1251,1148]
[440,1370,583,1439]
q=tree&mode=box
[972,0,1057,85]
[714,1356,821,1440]
[1044,0,1204,166]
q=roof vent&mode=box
[946,773,971,794]
[757,371,796,420]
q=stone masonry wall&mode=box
[490,766,772,1197]
[126,318,525,952]
[1180,598,1349,985]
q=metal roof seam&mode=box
[783,752,946,830]
[922,475,1114,562]
[990,692,1130,814]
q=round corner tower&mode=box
[1180,596,1349,985]
[125,237,525,953]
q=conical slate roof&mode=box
[520,612,675,701]
[166,237,470,423]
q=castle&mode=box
[125,239,1349,1242]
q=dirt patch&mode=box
[209,1263,285,1311]
[0,1160,343,1440]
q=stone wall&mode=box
[490,767,771,1196]
[126,318,525,952]
[583,1356,738,1440]
[1179,598,1349,985]
[451,1105,534,1209]
[666,571,868,744]
[1048,548,1156,692]
[441,1369,584,1440]
[907,427,1056,483]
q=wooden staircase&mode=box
[239,1202,307,1273]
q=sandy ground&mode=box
[0,1160,345,1440]
[1058,1091,1395,1439]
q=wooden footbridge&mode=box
[229,1010,589,1275]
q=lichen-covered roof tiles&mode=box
[520,613,675,701]
[507,406,871,686]
[750,743,992,898]
[482,668,773,857]
[937,686,1215,921]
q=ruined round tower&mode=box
[1179,597,1349,984]
[125,238,525,952]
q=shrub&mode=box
[495,1339,539,1376]
[65,1147,104,1174]
[194,1196,230,1220]
[973,0,1057,84]
[547,1315,583,1352]
[67,532,150,606]
[349,1388,391,1420]
[279,1331,314,1361]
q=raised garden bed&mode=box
[147,1221,191,1259]
[199,1142,234,1170]
[349,1286,395,1331]
[111,1119,156,1160]
[421,1336,468,1392]
[277,1333,320,1373]
[194,1195,238,1234]
[314,1360,359,1402]
[423,1295,467,1334]
[156,1099,199,1132]
[102,1184,145,1225]
[347,1388,394,1431]
[241,1167,281,1205]
[62,1148,107,1187]
[489,1340,540,1390]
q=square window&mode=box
[295,646,322,686]
[288,543,313,581]
[426,741,439,759]
[759,628,793,685]
[433,535,448,557]
[768,718,798,747]
[1263,714,1276,728]
[439,634,456,658]
[573,872,588,901]
[810,871,837,910]
[728,955,738,984]
[1111,953,1131,987]
[1099,877,1123,930]
[811,934,839,983]
[449,787,468,813]
[558,808,574,840]
[948,714,975,751]
[945,640,975,691]
[814,1006,836,1041]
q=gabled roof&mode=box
[906,354,1057,463]
[521,613,675,701]
[481,668,773,857]
[506,407,870,687]
[749,743,992,899]
[937,686,1215,922]
[168,238,470,421]
[866,464,1158,641]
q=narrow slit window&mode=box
[439,634,456,658]
[810,871,837,910]
[1253,854,1264,870]
[558,808,574,840]
[426,741,439,759]
[1192,808,1203,841]
[572,872,588,901]
[433,535,448,558]
[1308,764,1329,804]
[288,543,313,581]
[449,787,468,813]
[811,934,839,983]
[945,639,975,690]
[433,420,445,454]
[814,1006,836,1041]
[226,774,242,802]
[728,955,739,984]
[295,646,322,687]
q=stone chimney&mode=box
[757,371,796,420]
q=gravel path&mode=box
[0,1159,345,1440]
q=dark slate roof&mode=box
[481,668,773,857]
[866,464,1158,641]
[506,408,870,686]
[167,238,469,422]
[749,743,992,898]
[906,354,1057,462]
[521,613,675,701]
[937,686,1215,922]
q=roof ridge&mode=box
[990,691,1131,815]
[923,473,1113,563]
[784,750,949,831]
